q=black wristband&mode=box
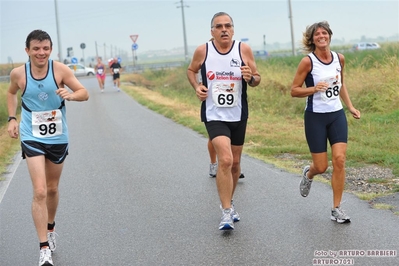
[8,116,17,122]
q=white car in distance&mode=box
[67,64,95,77]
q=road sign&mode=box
[71,57,78,64]
[241,38,249,42]
[132,43,139,50]
[67,47,73,57]
[130,34,139,43]
[80,43,86,49]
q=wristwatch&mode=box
[8,116,17,122]
[249,76,255,85]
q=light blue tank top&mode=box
[20,60,68,144]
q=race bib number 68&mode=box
[320,75,342,102]
[32,110,63,138]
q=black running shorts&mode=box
[205,120,247,146]
[21,140,69,164]
[304,109,348,153]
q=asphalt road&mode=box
[1,77,398,266]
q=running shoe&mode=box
[331,205,351,223]
[299,165,312,197]
[39,247,53,266]
[230,200,241,222]
[47,231,57,252]
[209,163,218,178]
[220,202,240,222]
[219,208,234,230]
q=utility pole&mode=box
[54,0,63,62]
[104,43,107,62]
[263,34,266,51]
[176,0,189,62]
[95,41,99,59]
[288,0,296,56]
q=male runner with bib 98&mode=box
[7,29,89,265]
[187,12,261,230]
[291,21,360,224]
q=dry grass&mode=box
[0,123,20,177]
[123,83,199,119]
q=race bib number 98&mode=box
[212,82,239,108]
[32,110,63,138]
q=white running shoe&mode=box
[331,205,351,223]
[299,165,312,197]
[220,201,241,222]
[39,247,53,266]
[219,208,234,230]
[47,231,58,252]
[209,163,218,178]
[230,200,240,222]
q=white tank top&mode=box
[305,51,343,113]
[200,40,248,122]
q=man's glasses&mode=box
[211,23,234,30]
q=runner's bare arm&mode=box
[54,62,89,102]
[7,67,24,138]
[187,44,206,91]
[240,43,260,87]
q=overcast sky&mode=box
[1,0,398,64]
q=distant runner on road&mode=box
[95,57,106,93]
[110,57,122,91]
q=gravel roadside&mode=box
[278,153,399,214]
[322,165,399,214]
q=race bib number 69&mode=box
[32,110,63,138]
[212,82,239,108]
